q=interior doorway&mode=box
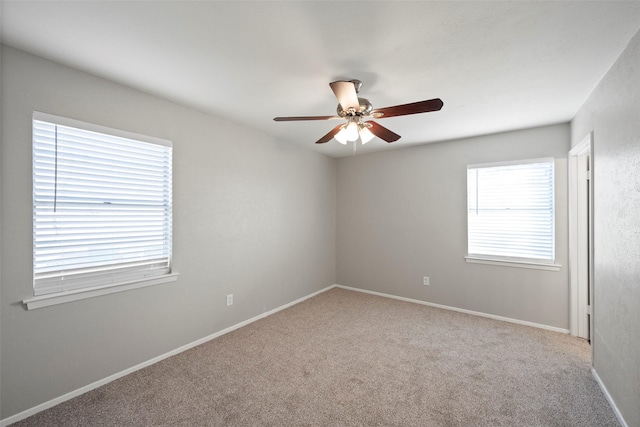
[568,133,593,341]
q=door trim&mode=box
[568,132,593,339]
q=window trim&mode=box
[23,273,179,310]
[28,112,175,308]
[464,256,561,271]
[33,112,172,148]
[466,158,560,270]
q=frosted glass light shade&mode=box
[334,127,348,144]
[359,126,374,144]
[344,122,359,141]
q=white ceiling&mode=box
[2,1,640,158]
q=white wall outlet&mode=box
[423,276,430,286]
[226,294,233,306]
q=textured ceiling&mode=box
[2,1,640,158]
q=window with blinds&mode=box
[32,112,173,296]
[467,159,555,263]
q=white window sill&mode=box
[465,256,561,271]
[23,273,179,310]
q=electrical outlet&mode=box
[423,276,430,286]
[227,294,233,306]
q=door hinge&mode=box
[587,305,592,315]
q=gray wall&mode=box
[0,46,336,419]
[571,29,640,427]
[336,124,570,329]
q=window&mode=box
[466,159,558,269]
[30,112,174,306]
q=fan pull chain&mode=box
[352,140,357,156]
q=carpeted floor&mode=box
[12,288,618,426]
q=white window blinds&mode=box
[33,112,173,296]
[467,159,555,262]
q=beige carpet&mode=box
[12,288,618,426]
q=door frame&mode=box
[568,132,593,339]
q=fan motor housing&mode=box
[337,97,373,117]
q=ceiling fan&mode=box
[274,79,443,145]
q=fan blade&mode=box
[368,121,401,143]
[329,81,360,111]
[274,115,341,121]
[372,98,443,119]
[315,124,344,144]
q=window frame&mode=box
[465,158,561,271]
[24,112,177,310]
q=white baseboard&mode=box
[592,368,628,427]
[335,284,570,334]
[0,285,336,427]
